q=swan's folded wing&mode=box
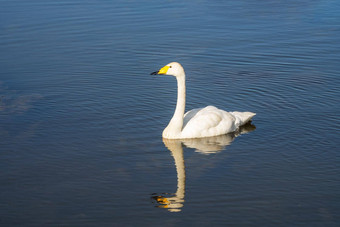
[182,106,236,138]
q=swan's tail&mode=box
[231,111,256,126]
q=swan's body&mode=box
[151,62,255,139]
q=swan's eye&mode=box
[169,66,172,68]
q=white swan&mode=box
[151,62,255,139]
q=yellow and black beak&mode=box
[150,65,170,75]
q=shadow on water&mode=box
[151,122,256,212]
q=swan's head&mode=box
[151,62,185,77]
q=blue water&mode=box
[1,0,340,226]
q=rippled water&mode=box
[1,0,339,226]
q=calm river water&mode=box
[1,0,339,226]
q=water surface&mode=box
[1,0,339,226]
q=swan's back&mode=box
[181,106,255,138]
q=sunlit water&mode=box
[1,0,339,226]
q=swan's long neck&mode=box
[163,73,186,138]
[173,75,186,128]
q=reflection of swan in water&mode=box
[152,139,185,212]
[182,121,256,154]
[152,122,256,212]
